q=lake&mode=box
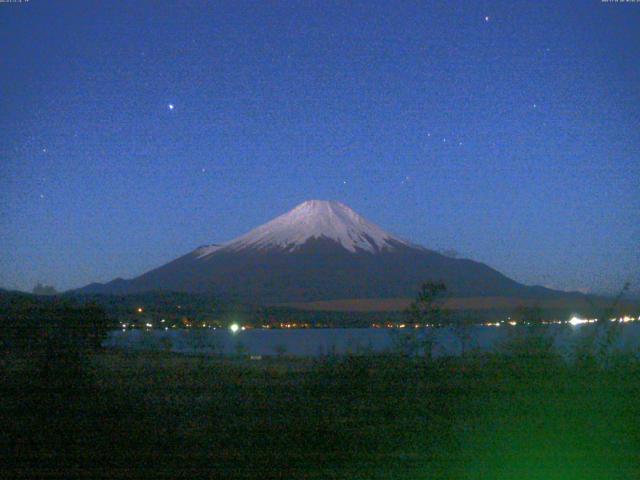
[105,323,640,357]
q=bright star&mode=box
[484,16,490,22]
[168,104,175,110]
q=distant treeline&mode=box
[58,291,534,328]
[2,289,635,331]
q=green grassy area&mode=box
[2,351,639,479]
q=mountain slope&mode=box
[75,200,575,304]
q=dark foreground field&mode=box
[2,351,640,479]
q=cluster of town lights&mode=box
[569,316,595,326]
[568,315,639,326]
[126,306,639,331]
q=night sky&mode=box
[1,1,638,296]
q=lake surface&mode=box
[105,323,640,357]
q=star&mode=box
[201,168,206,173]
[533,103,537,109]
[484,16,490,22]
[42,148,47,153]
[168,104,175,111]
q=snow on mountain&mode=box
[193,244,222,258]
[220,200,410,254]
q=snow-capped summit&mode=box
[223,200,410,253]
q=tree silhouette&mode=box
[32,283,58,296]
[400,281,448,359]
[406,281,448,327]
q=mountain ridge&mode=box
[74,200,584,304]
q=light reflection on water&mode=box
[105,323,640,357]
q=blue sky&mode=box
[1,0,638,296]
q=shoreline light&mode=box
[569,316,588,326]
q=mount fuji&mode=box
[76,200,572,305]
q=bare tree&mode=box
[402,281,448,359]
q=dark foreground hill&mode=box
[3,351,640,479]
